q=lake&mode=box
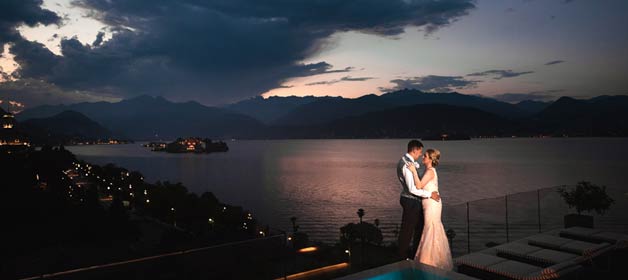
[66,138,628,251]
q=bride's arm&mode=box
[404,165,439,201]
[407,163,423,189]
[407,163,435,189]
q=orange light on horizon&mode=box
[297,246,318,253]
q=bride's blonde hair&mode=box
[426,149,441,167]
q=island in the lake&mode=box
[144,137,228,153]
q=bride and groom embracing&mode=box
[397,140,453,270]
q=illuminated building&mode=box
[0,109,30,153]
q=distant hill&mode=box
[226,95,320,124]
[532,95,628,136]
[20,110,113,144]
[514,100,551,115]
[18,95,264,140]
[269,104,517,139]
[272,94,391,126]
[379,89,526,118]
[271,89,527,126]
[325,104,517,138]
[16,93,628,140]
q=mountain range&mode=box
[19,111,113,144]
[13,90,628,140]
[228,90,543,126]
[17,95,264,140]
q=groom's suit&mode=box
[397,153,432,259]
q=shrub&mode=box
[557,181,614,215]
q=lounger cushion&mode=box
[560,240,610,256]
[591,232,628,246]
[527,235,572,249]
[496,243,542,255]
[529,249,579,264]
[455,253,505,268]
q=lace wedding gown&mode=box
[415,167,453,270]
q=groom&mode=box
[397,140,440,259]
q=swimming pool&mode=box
[336,260,474,280]
[365,268,450,280]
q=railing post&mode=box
[505,195,509,243]
[466,202,470,254]
[537,189,542,233]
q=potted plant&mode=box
[557,181,614,228]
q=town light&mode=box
[298,247,318,253]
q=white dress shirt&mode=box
[402,153,432,198]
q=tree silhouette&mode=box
[558,181,614,215]
[290,216,299,232]
[357,209,365,224]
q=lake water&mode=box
[66,138,628,250]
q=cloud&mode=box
[467,69,534,80]
[305,76,375,86]
[490,90,564,103]
[380,75,479,93]
[0,0,60,52]
[0,78,120,108]
[92,31,105,46]
[544,60,565,65]
[5,0,476,105]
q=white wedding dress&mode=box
[415,167,453,270]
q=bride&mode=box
[406,149,453,270]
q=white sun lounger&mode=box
[525,234,612,257]
[560,227,628,248]
[493,243,581,267]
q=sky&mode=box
[0,0,627,108]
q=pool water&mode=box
[366,268,449,280]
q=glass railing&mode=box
[443,185,628,257]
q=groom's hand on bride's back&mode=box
[430,191,440,202]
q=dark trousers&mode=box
[398,196,424,259]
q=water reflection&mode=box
[67,138,628,243]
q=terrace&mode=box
[15,185,628,279]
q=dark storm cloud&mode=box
[380,75,478,93]
[0,0,60,52]
[8,0,476,105]
[92,31,105,46]
[466,69,534,80]
[305,76,375,86]
[0,78,119,108]
[545,60,565,65]
[491,90,564,103]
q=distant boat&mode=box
[421,133,471,141]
